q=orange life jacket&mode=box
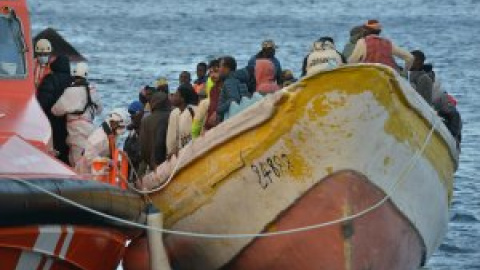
[364,35,396,69]
[90,126,128,189]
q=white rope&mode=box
[4,113,438,239]
[122,140,192,195]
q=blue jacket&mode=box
[247,55,283,84]
[217,72,250,121]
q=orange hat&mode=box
[364,19,381,30]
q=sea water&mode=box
[28,0,480,268]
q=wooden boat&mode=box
[146,64,459,270]
[0,1,145,269]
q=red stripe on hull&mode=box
[224,170,424,270]
[0,226,127,270]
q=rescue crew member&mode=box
[51,63,103,167]
[34,39,53,89]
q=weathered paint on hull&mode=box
[223,171,424,270]
[150,65,458,270]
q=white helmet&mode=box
[73,62,88,78]
[107,108,131,130]
[35,39,52,54]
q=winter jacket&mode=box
[124,130,141,182]
[51,77,103,166]
[255,59,280,94]
[36,55,73,164]
[217,72,250,121]
[410,70,433,105]
[248,55,282,85]
[140,92,171,169]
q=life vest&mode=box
[68,80,98,119]
[364,35,396,68]
[306,49,343,75]
[90,122,128,189]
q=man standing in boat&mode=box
[348,19,414,73]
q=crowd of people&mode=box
[33,19,462,183]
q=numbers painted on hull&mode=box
[251,154,292,189]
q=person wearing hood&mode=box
[75,108,130,174]
[217,56,250,121]
[51,62,103,167]
[342,26,366,60]
[348,20,414,72]
[302,37,345,76]
[139,92,171,171]
[255,59,280,94]
[409,50,433,105]
[37,55,73,165]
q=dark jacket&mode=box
[124,130,141,182]
[36,56,72,164]
[139,92,170,169]
[217,71,250,121]
[409,70,433,105]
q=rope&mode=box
[4,114,438,239]
[121,140,192,195]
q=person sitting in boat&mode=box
[139,92,171,175]
[247,39,283,85]
[51,62,103,167]
[179,71,193,87]
[302,37,345,76]
[342,25,366,60]
[282,69,297,87]
[139,85,156,118]
[411,51,462,145]
[75,108,130,175]
[348,19,414,73]
[37,55,74,165]
[204,59,223,131]
[124,101,144,182]
[166,84,199,158]
[193,62,208,94]
[255,59,280,94]
[217,56,251,121]
[409,50,433,105]
[34,39,53,89]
